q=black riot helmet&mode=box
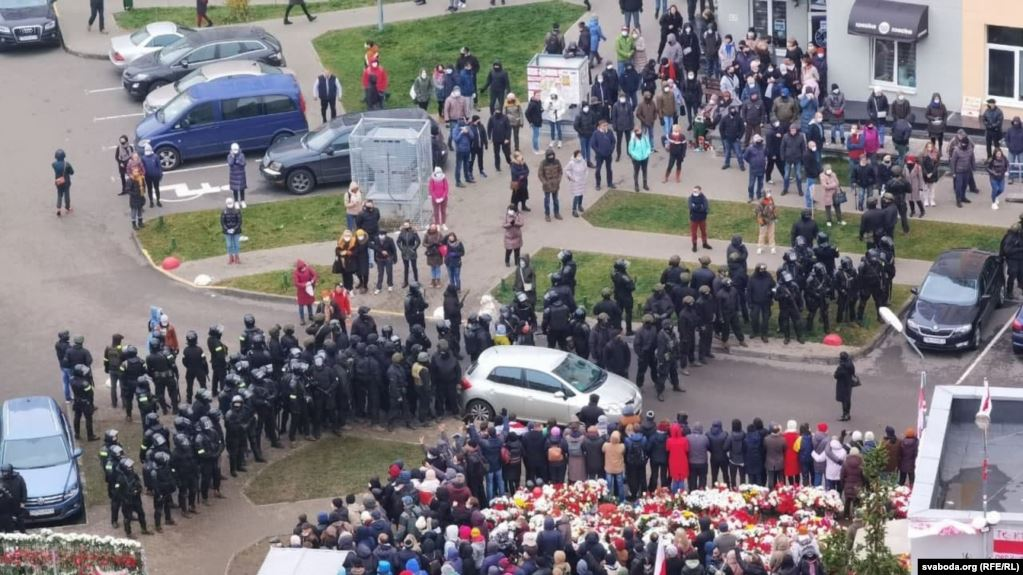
[104,429,120,445]
[381,325,394,340]
[243,314,256,329]
[144,412,161,430]
[866,248,881,262]
[813,262,827,277]
[153,451,171,465]
[784,250,799,264]
[73,364,91,378]
[840,256,854,271]
[186,330,198,344]
[816,232,830,246]
[613,259,629,272]
[574,307,586,320]
[123,345,138,358]
[209,324,224,337]
[795,236,808,249]
[780,270,795,285]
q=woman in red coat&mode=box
[783,419,801,484]
[293,259,318,326]
[665,423,690,493]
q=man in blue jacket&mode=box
[688,186,710,253]
[467,411,509,502]
[590,119,617,190]
[452,122,475,188]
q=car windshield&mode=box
[158,39,191,65]
[303,125,339,150]
[174,69,209,92]
[157,93,193,124]
[129,29,152,45]
[1,436,69,469]
[552,356,606,393]
[0,0,47,7]
[919,273,979,306]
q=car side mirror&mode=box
[553,391,566,400]
[910,287,918,295]
[179,59,189,68]
[72,448,83,459]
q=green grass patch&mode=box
[313,1,586,113]
[492,248,912,347]
[244,435,422,504]
[81,419,142,510]
[218,264,335,295]
[137,195,353,262]
[584,191,1003,262]
[114,0,397,30]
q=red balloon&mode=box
[532,487,543,498]
[822,333,843,346]
[162,256,181,271]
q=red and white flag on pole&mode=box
[976,378,993,431]
[917,381,927,439]
[652,538,667,575]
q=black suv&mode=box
[122,26,283,99]
[0,0,60,49]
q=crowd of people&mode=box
[277,415,918,575]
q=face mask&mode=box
[897,94,904,101]
[832,88,839,94]
[619,97,626,104]
[664,88,670,93]
[598,77,604,82]
[583,106,590,112]
[934,99,940,104]
[688,73,695,80]
[685,561,699,570]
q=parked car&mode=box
[0,0,60,49]
[260,107,445,195]
[461,346,642,425]
[0,396,83,525]
[143,60,292,115]
[121,26,284,99]
[1011,304,1023,354]
[109,22,192,68]
[906,249,1004,351]
[136,73,308,170]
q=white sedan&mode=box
[108,22,193,68]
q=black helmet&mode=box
[199,416,215,432]
[186,330,198,344]
[151,433,168,449]
[73,364,91,378]
[58,331,70,341]
[558,249,573,262]
[137,375,154,388]
[613,258,629,271]
[288,348,303,360]
[173,433,191,450]
[668,254,681,266]
[879,236,894,251]
[411,324,425,336]
[813,262,827,276]
[119,458,135,471]
[231,395,244,406]
[794,236,807,248]
[574,307,586,319]
[410,281,422,292]
[154,451,171,465]
[660,319,673,331]
[208,324,223,336]
[123,345,138,358]
[235,360,250,374]
[549,271,562,285]
[284,324,295,334]
[468,313,479,324]
[840,256,854,270]
[109,445,125,459]
[196,388,212,402]
[515,291,528,304]
[784,250,799,264]
[73,335,83,345]
[479,313,492,324]
[104,429,120,445]
[250,333,265,347]
[148,339,161,352]
[816,232,830,245]
[174,416,193,432]
[381,325,394,339]
[228,352,243,365]
[144,412,160,430]
[329,319,342,331]
[243,314,256,329]
[358,306,371,316]
[780,270,795,284]
[801,208,812,220]
[866,248,881,262]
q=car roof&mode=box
[929,249,996,281]
[146,21,187,35]
[196,60,267,78]
[475,346,566,373]
[2,397,63,440]
[187,73,299,100]
[180,26,274,46]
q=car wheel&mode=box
[971,322,982,351]
[465,399,494,423]
[156,147,180,171]
[996,285,1005,309]
[286,168,315,195]
[271,132,293,146]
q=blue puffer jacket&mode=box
[453,125,473,153]
[744,429,765,474]
[743,142,767,176]
[227,151,246,190]
[458,69,476,98]
[590,129,616,158]
[1006,118,1023,156]
[798,94,818,134]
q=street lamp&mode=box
[879,306,928,438]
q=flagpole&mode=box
[976,378,992,528]
[918,369,927,439]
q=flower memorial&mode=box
[0,529,146,574]
[480,481,909,561]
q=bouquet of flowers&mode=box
[0,529,146,574]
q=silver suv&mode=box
[462,346,642,425]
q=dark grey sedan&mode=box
[259,107,445,195]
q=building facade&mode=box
[962,0,1023,119]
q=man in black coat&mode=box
[593,288,624,332]
[1002,222,1023,299]
[884,166,912,234]
[487,111,512,171]
[714,278,746,351]
[604,333,631,378]
[747,264,776,343]
[577,394,605,427]
[858,197,887,248]
[611,259,636,335]
[632,315,658,388]
[719,107,746,170]
[480,60,510,115]
[790,209,819,247]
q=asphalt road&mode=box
[2,46,1023,527]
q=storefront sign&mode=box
[993,528,1023,558]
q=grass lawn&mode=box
[218,263,335,295]
[137,195,366,262]
[492,248,912,347]
[313,1,586,113]
[244,435,422,504]
[584,191,1003,262]
[81,418,143,510]
[114,0,397,29]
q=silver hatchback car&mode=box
[462,346,642,425]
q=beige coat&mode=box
[818,171,840,205]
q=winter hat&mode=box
[550,426,561,438]
[849,447,861,456]
[226,198,235,208]
[497,324,507,336]
[317,512,329,524]
[360,511,372,523]
[851,430,863,442]
[864,431,875,442]
[786,420,797,432]
[230,142,240,154]
[459,525,471,540]
[885,425,897,440]
[433,167,444,179]
[781,87,790,97]
[646,410,655,420]
[622,405,635,416]
[389,464,401,479]
[817,422,828,433]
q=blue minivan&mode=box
[136,73,308,170]
[0,397,84,525]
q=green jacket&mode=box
[412,75,433,104]
[615,36,635,62]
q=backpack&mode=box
[626,439,646,467]
[547,445,565,463]
[545,32,564,54]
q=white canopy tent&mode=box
[257,547,350,575]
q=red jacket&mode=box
[665,423,690,481]
[293,260,318,306]
[331,288,352,317]
[362,64,389,92]
[783,430,800,477]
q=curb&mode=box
[61,35,108,60]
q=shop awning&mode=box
[847,0,928,42]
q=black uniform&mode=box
[0,469,27,533]
[857,254,887,323]
[804,265,832,333]
[715,282,745,346]
[592,295,624,332]
[632,321,658,388]
[1002,225,1023,297]
[181,342,209,404]
[654,324,681,397]
[207,332,228,396]
[834,260,859,324]
[542,297,572,351]
[70,368,97,440]
[775,279,804,343]
[224,401,249,476]
[171,436,199,513]
[194,418,224,501]
[747,269,776,341]
[148,453,176,529]
[404,287,429,330]
[677,303,699,366]
[695,291,716,361]
[611,265,636,334]
[99,441,123,526]
[114,461,148,536]
[430,344,462,416]
[570,315,592,359]
[386,360,413,430]
[146,345,179,414]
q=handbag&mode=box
[834,188,848,205]
[510,180,521,192]
[55,163,67,187]
[850,374,861,388]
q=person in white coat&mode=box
[543,88,567,148]
[814,437,847,492]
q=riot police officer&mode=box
[715,278,747,351]
[431,340,462,417]
[805,262,833,333]
[654,319,681,400]
[558,249,577,294]
[690,256,716,291]
[148,451,177,531]
[55,331,72,402]
[225,396,249,477]
[412,352,434,423]
[542,294,571,351]
[134,375,159,418]
[146,340,178,414]
[775,271,805,344]
[677,297,699,372]
[632,315,658,388]
[239,313,263,355]
[351,306,378,340]
[814,232,840,276]
[0,465,26,533]
[611,259,636,335]
[695,285,716,362]
[286,364,312,442]
[726,236,750,323]
[181,331,209,404]
[114,458,150,536]
[99,430,123,526]
[748,264,776,343]
[171,433,199,514]
[70,364,99,441]
[592,287,623,332]
[404,282,429,330]
[386,353,414,431]
[857,250,887,324]
[194,416,225,502]
[643,284,675,326]
[207,325,228,396]
[834,256,859,325]
[310,355,340,438]
[63,335,94,384]
[569,307,592,359]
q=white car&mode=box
[108,22,192,68]
[142,60,293,115]
[462,346,642,425]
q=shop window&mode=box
[872,38,916,89]
[987,26,1023,102]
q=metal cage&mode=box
[348,117,433,228]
